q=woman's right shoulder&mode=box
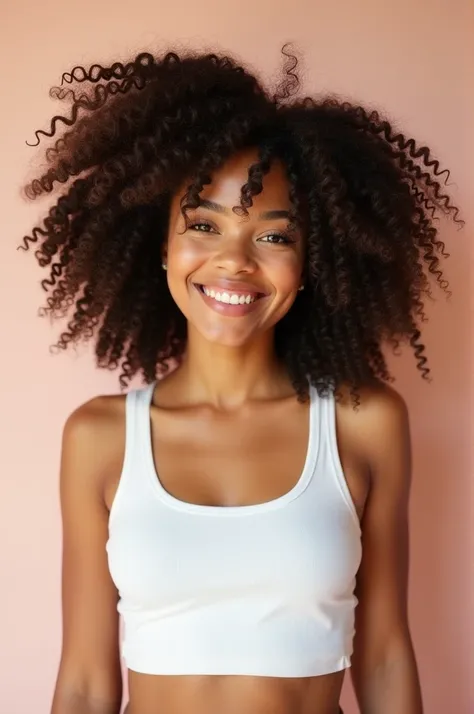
[60,392,129,493]
[64,392,127,438]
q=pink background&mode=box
[1,1,472,712]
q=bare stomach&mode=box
[125,670,346,714]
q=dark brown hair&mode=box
[20,45,464,404]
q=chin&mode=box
[197,325,262,349]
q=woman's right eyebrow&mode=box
[199,199,290,221]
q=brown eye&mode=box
[187,221,215,232]
[258,233,294,245]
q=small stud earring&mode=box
[298,284,304,291]
[162,263,167,271]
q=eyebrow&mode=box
[198,199,290,221]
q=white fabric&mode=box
[106,381,362,677]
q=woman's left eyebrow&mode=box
[199,199,290,221]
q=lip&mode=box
[193,282,269,317]
[192,279,269,297]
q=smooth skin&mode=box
[51,149,423,714]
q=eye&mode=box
[186,220,216,233]
[258,232,294,245]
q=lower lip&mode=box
[194,285,267,317]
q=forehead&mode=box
[173,148,292,214]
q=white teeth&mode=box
[202,286,256,305]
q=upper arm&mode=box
[350,384,415,685]
[52,399,124,712]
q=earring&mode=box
[162,263,167,271]
[298,284,304,291]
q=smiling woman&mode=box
[164,150,306,347]
[19,45,463,714]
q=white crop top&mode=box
[106,381,362,677]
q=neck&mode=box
[177,326,292,410]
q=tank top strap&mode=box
[132,379,156,434]
[119,382,156,486]
[321,380,342,466]
[317,381,360,528]
[108,383,156,526]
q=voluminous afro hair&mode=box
[20,45,464,404]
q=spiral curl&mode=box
[20,45,464,404]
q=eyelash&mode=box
[186,220,295,245]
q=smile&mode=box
[194,284,267,317]
[202,286,258,305]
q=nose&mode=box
[213,239,257,274]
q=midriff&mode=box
[125,669,346,714]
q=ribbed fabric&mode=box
[106,381,362,677]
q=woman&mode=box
[21,46,462,714]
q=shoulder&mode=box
[336,378,408,415]
[64,392,127,440]
[61,392,128,494]
[336,379,411,480]
[337,378,408,429]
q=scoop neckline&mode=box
[142,382,319,517]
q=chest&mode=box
[146,400,368,520]
[108,487,362,609]
[106,389,366,610]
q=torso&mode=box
[101,373,370,714]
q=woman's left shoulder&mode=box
[337,379,411,480]
[337,378,409,422]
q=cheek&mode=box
[264,252,303,292]
[166,238,210,297]
[165,238,208,314]
[168,237,208,271]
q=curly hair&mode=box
[19,44,464,405]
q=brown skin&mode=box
[51,149,423,714]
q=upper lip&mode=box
[195,280,269,296]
